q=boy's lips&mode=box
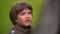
[25,19,30,23]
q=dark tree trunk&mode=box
[35,0,60,34]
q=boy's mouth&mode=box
[25,19,30,23]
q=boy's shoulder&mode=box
[8,26,16,34]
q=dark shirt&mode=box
[9,24,32,34]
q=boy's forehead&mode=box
[19,8,32,13]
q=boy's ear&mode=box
[15,20,18,22]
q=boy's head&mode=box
[9,1,33,26]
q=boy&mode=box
[9,1,33,34]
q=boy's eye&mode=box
[28,12,32,14]
[21,13,25,15]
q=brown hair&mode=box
[9,1,32,25]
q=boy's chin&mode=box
[25,24,30,27]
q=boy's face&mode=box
[15,8,32,26]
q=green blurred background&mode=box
[0,0,43,34]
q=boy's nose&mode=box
[25,14,30,18]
